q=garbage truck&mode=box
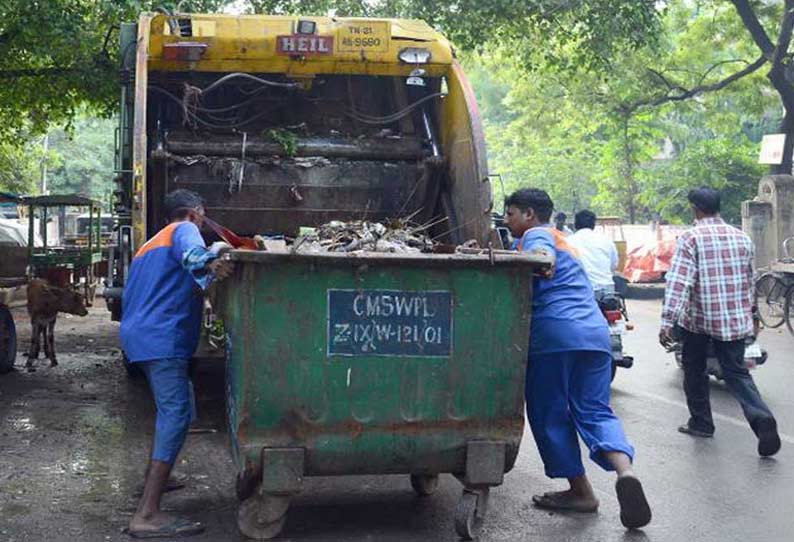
[104,11,549,541]
[104,11,496,321]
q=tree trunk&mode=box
[769,61,794,174]
[730,0,794,174]
[766,1,794,174]
[622,116,638,223]
[773,108,794,175]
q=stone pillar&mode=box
[742,175,794,269]
[743,199,775,269]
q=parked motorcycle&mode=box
[667,320,767,380]
[597,293,634,381]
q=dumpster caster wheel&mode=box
[411,474,439,496]
[237,494,289,540]
[454,488,489,540]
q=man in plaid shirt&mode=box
[659,188,780,457]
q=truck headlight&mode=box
[297,20,316,34]
[399,47,431,64]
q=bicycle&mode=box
[755,270,794,337]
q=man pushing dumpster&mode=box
[505,188,652,530]
[120,189,233,538]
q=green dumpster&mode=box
[215,249,551,540]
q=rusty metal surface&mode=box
[275,408,525,441]
[439,60,492,245]
[166,132,428,161]
[134,29,494,256]
[226,248,553,271]
[157,158,428,236]
[137,67,484,246]
[132,14,153,249]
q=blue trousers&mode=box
[526,350,634,478]
[139,358,196,464]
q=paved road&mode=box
[1,299,792,541]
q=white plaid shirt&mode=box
[661,217,754,341]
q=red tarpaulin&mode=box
[623,239,677,283]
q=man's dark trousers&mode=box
[680,329,775,435]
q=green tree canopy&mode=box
[0,0,786,223]
[0,1,226,142]
[468,0,777,224]
[46,116,117,207]
[0,137,52,195]
[248,1,660,70]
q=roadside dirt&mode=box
[0,301,238,542]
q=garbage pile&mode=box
[293,219,435,254]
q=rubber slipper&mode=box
[125,517,205,539]
[532,493,599,513]
[615,474,651,529]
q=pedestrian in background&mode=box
[505,188,651,530]
[659,187,780,456]
[568,209,619,298]
[554,211,573,235]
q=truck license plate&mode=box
[336,21,390,53]
[327,289,452,357]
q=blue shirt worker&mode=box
[505,188,651,530]
[121,189,233,539]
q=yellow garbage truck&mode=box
[105,11,494,320]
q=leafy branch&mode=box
[621,55,768,114]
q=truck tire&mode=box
[0,305,17,374]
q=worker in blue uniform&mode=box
[504,188,651,530]
[121,189,233,539]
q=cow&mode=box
[25,278,88,371]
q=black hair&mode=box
[687,187,720,215]
[555,212,567,222]
[505,188,554,223]
[574,209,597,230]
[164,189,204,221]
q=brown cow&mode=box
[25,278,88,371]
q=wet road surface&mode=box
[1,299,792,541]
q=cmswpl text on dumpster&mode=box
[327,289,453,357]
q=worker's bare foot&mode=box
[127,511,204,539]
[532,489,599,512]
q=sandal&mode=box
[125,517,205,539]
[615,474,652,529]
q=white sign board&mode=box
[759,134,786,165]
